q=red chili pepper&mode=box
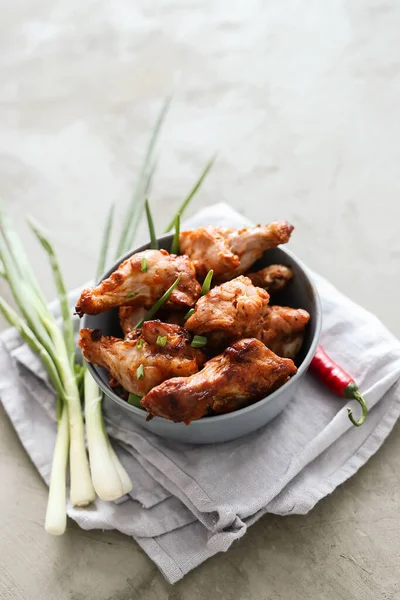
[310,345,368,427]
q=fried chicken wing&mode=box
[247,264,293,293]
[180,223,293,280]
[119,306,188,336]
[185,275,309,358]
[79,321,206,396]
[76,249,201,316]
[138,320,198,353]
[141,338,297,423]
[184,276,270,346]
[260,306,310,359]
[180,227,240,280]
[119,306,147,336]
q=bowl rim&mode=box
[83,234,322,427]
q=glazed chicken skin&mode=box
[260,306,310,359]
[79,321,206,396]
[76,249,201,317]
[247,264,293,293]
[141,338,297,423]
[180,223,293,280]
[185,276,270,346]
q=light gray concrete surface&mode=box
[1,1,399,599]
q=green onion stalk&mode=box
[0,212,94,534]
[81,200,133,501]
[84,370,132,501]
[0,298,70,535]
[0,203,133,534]
[45,401,69,534]
[170,213,180,255]
[0,98,216,534]
[28,219,96,508]
[144,198,158,250]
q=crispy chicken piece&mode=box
[185,276,270,346]
[260,306,310,359]
[247,264,293,293]
[162,310,188,327]
[119,306,188,336]
[185,275,309,358]
[180,223,293,280]
[137,320,195,351]
[109,374,120,388]
[79,321,206,396]
[141,338,297,423]
[119,306,147,336]
[76,249,201,316]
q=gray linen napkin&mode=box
[1,203,400,583]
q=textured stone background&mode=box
[1,1,399,599]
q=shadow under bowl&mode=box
[82,234,322,444]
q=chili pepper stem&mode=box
[345,383,368,427]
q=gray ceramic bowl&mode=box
[82,234,322,444]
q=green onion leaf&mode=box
[134,273,182,328]
[115,96,171,259]
[28,218,76,369]
[95,203,115,281]
[128,393,143,408]
[0,296,65,401]
[136,364,145,380]
[126,291,135,298]
[156,335,167,347]
[145,198,158,250]
[201,270,213,295]
[164,155,216,232]
[141,257,148,272]
[136,338,143,350]
[184,308,195,321]
[0,214,55,356]
[170,213,180,255]
[191,335,207,348]
[0,202,47,308]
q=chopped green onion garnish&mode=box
[164,155,216,232]
[191,335,207,348]
[136,338,143,350]
[141,257,148,272]
[134,273,182,328]
[156,335,167,347]
[170,213,180,255]
[136,364,145,380]
[184,308,195,321]
[126,291,135,298]
[128,393,143,408]
[145,198,158,250]
[201,270,213,295]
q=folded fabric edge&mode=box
[262,379,400,517]
[135,537,187,584]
